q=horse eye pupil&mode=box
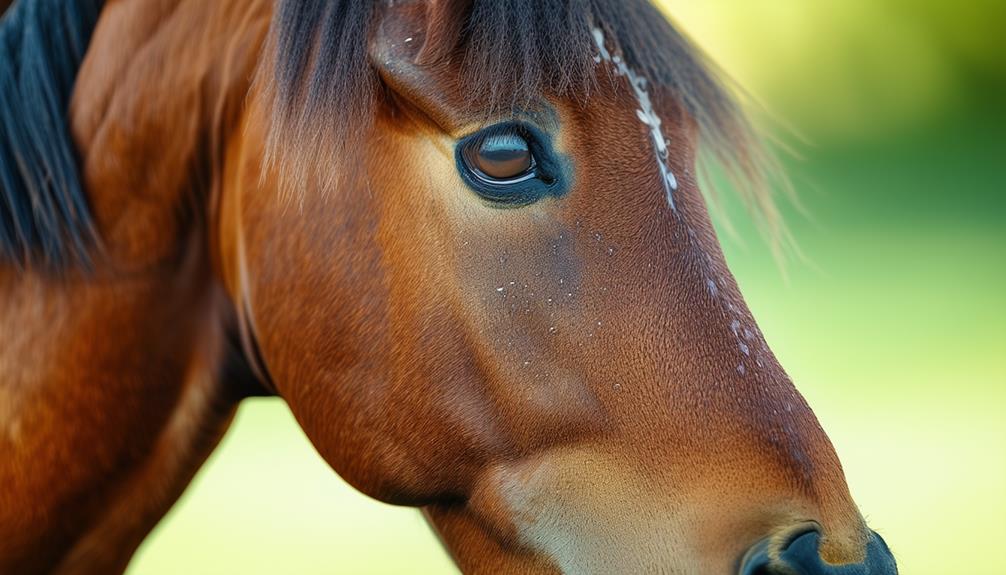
[474,134,532,179]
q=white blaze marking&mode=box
[592,28,679,211]
[591,31,760,373]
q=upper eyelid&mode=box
[460,120,538,141]
[460,123,551,168]
[461,136,537,183]
[460,126,543,176]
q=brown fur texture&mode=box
[1,1,883,573]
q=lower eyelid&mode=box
[470,166,538,186]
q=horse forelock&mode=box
[262,0,786,243]
[0,0,788,271]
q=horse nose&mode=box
[740,527,897,575]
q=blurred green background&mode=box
[129,1,1005,573]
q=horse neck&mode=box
[70,0,272,272]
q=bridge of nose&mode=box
[741,529,897,575]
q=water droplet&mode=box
[607,247,615,255]
[739,342,750,356]
[736,363,746,375]
[613,383,622,392]
[548,326,557,334]
[523,360,531,368]
[496,287,505,293]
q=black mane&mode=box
[271,0,749,134]
[0,0,104,268]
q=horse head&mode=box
[212,1,898,573]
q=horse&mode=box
[0,0,898,573]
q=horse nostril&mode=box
[739,531,807,575]
[740,529,898,575]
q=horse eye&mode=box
[465,133,533,180]
[456,122,566,207]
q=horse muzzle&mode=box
[740,526,897,575]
